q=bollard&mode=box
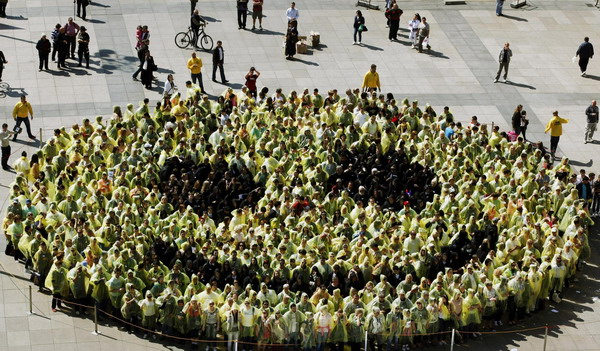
[364,330,368,351]
[27,285,33,315]
[235,338,238,351]
[92,305,100,335]
[39,128,43,149]
[450,329,455,351]
[543,324,548,351]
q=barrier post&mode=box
[92,305,100,335]
[543,324,548,351]
[39,128,43,149]
[364,330,368,351]
[450,328,455,351]
[27,285,33,315]
[234,338,238,351]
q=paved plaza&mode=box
[1,0,600,349]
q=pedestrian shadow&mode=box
[43,69,70,77]
[12,138,40,147]
[156,67,175,74]
[360,43,384,51]
[393,39,412,47]
[90,1,111,8]
[5,15,27,20]
[291,57,319,66]
[85,18,106,24]
[501,14,528,22]
[254,28,285,36]
[583,74,600,81]
[202,16,221,23]
[569,159,593,167]
[505,80,536,90]
[226,82,244,89]
[428,49,449,59]
[0,34,37,45]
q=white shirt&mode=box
[163,80,176,96]
[286,7,299,20]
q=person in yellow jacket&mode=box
[187,52,205,93]
[361,64,380,92]
[12,95,36,140]
[544,110,568,159]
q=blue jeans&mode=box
[496,0,504,15]
[354,28,362,42]
[316,331,328,351]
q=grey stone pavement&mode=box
[0,0,600,349]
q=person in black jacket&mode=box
[0,50,7,82]
[353,10,365,45]
[76,0,89,21]
[212,41,228,83]
[140,50,156,89]
[576,37,594,76]
[511,104,523,136]
[132,40,148,80]
[36,34,51,71]
[56,28,69,69]
[577,176,593,207]
[77,26,90,68]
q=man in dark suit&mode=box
[212,41,228,84]
[576,37,594,77]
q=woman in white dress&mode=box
[408,13,421,48]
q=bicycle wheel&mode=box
[175,32,192,49]
[200,34,214,51]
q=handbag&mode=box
[359,24,368,32]
[13,126,22,134]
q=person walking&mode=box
[245,67,260,97]
[361,64,380,92]
[0,0,7,18]
[12,95,35,141]
[0,50,7,82]
[585,100,599,143]
[237,0,248,30]
[417,17,430,53]
[285,20,298,60]
[408,13,421,48]
[36,34,51,72]
[51,24,61,62]
[385,4,402,42]
[544,110,568,159]
[77,26,90,68]
[494,42,512,83]
[212,41,228,84]
[353,10,365,45]
[496,0,505,16]
[64,17,80,59]
[0,123,14,170]
[520,109,529,141]
[252,0,263,30]
[511,104,523,136]
[132,40,149,80]
[187,52,205,93]
[576,37,594,77]
[76,0,89,21]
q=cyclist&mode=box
[191,9,207,48]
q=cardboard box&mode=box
[296,42,308,54]
[310,31,320,47]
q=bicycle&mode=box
[0,82,10,98]
[175,25,214,51]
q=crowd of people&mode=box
[1,80,593,351]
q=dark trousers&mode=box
[354,28,362,42]
[389,20,399,40]
[58,49,68,68]
[1,145,9,169]
[67,36,76,57]
[39,52,49,70]
[191,72,204,92]
[521,126,527,140]
[496,61,510,80]
[550,135,560,154]
[77,1,87,20]
[52,45,58,61]
[212,63,226,82]
[579,57,590,73]
[191,26,200,47]
[418,35,429,52]
[132,64,143,79]
[0,66,3,80]
[592,193,600,212]
[0,3,6,17]
[238,9,247,28]
[78,48,89,67]
[14,117,34,139]
[51,294,63,309]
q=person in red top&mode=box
[64,17,80,59]
[244,67,260,98]
[385,4,402,41]
[252,0,263,30]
